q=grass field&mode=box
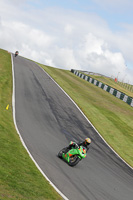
[38,64,133,168]
[0,49,62,200]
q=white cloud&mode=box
[64,24,74,35]
[74,33,126,77]
[0,0,133,84]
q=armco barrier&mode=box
[71,69,133,107]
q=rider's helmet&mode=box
[84,138,91,146]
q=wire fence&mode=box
[117,81,133,93]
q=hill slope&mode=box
[38,63,133,168]
[0,48,132,199]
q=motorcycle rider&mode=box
[15,51,19,57]
[65,138,91,153]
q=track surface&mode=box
[13,55,133,200]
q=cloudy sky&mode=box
[0,0,133,84]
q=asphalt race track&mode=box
[13,55,133,200]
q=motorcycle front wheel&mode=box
[69,155,81,167]
[58,147,67,159]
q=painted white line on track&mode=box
[37,63,133,171]
[11,54,69,200]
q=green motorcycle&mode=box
[58,144,87,167]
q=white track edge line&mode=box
[37,64,133,171]
[11,54,69,200]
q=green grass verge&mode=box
[0,49,62,200]
[38,64,133,168]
